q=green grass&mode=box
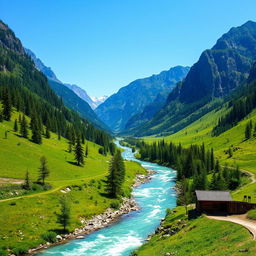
[134,207,256,256]
[0,111,146,254]
[144,106,256,202]
[132,105,256,255]
[247,209,256,220]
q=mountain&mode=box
[25,48,109,130]
[125,90,171,132]
[95,66,190,133]
[64,83,97,108]
[132,21,256,136]
[24,48,61,83]
[0,20,111,145]
[91,95,108,108]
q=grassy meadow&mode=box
[134,207,256,256]
[0,111,146,254]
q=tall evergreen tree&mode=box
[13,119,18,132]
[31,114,42,144]
[74,137,84,166]
[245,121,253,139]
[23,170,31,190]
[45,126,51,139]
[38,156,50,185]
[106,150,125,198]
[2,88,12,121]
[85,144,89,158]
[56,197,70,232]
[20,115,28,138]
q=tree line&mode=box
[137,140,242,204]
[212,81,256,136]
[0,43,113,152]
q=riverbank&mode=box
[29,170,153,255]
[133,206,256,256]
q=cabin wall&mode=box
[196,200,256,214]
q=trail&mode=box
[207,214,256,240]
[0,172,107,203]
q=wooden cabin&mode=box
[195,190,256,214]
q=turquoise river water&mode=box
[38,140,176,256]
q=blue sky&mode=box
[1,0,256,97]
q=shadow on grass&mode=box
[67,160,79,166]
[49,228,69,235]
[188,209,201,220]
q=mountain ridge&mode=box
[131,20,256,136]
[25,48,109,130]
[95,65,190,132]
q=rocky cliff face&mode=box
[0,20,24,54]
[95,66,189,132]
[132,21,256,137]
[170,21,256,104]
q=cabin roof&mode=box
[195,190,232,202]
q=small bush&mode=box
[12,245,28,256]
[110,200,121,209]
[31,183,42,191]
[0,249,8,256]
[247,209,256,220]
[41,231,57,243]
[98,148,104,155]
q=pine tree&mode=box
[68,140,73,153]
[45,126,51,139]
[74,137,84,166]
[85,144,88,158]
[38,156,50,185]
[23,170,30,190]
[31,114,42,144]
[13,119,18,132]
[210,171,218,190]
[214,160,221,173]
[245,121,252,139]
[2,88,12,121]
[179,176,189,215]
[56,197,70,232]
[105,150,125,198]
[210,148,215,170]
[20,115,28,138]
[216,170,227,190]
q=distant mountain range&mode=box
[25,48,109,130]
[130,20,256,136]
[25,49,106,109]
[95,66,190,133]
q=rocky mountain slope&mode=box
[132,21,256,136]
[25,48,109,130]
[95,66,189,132]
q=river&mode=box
[38,140,176,256]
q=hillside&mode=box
[134,207,256,256]
[95,66,189,133]
[132,21,256,137]
[0,110,146,255]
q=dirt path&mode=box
[207,214,256,240]
[0,172,107,203]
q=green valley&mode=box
[0,111,146,255]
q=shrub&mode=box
[0,249,8,256]
[41,231,57,243]
[12,245,29,256]
[110,200,121,209]
[247,209,256,220]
